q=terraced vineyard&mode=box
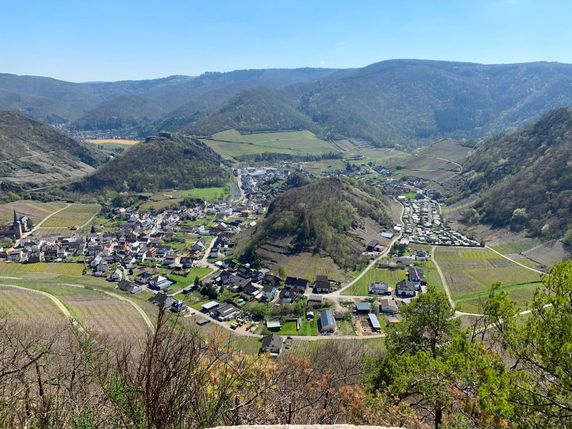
[0,288,64,325]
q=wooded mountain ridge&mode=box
[243,177,392,269]
[3,60,572,147]
[461,108,572,238]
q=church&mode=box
[0,210,30,240]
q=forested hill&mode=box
[0,111,107,187]
[181,88,321,136]
[0,69,336,127]
[462,108,572,238]
[74,133,229,193]
[243,177,392,269]
[161,60,572,148]
[4,61,572,148]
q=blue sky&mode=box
[1,0,571,82]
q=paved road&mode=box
[195,237,219,271]
[332,200,405,297]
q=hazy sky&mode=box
[1,0,571,82]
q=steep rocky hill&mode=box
[0,111,107,188]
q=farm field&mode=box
[490,238,543,255]
[180,187,230,202]
[203,129,338,158]
[41,203,100,228]
[0,287,64,325]
[61,294,149,340]
[0,261,84,278]
[0,201,68,224]
[434,247,541,311]
[85,139,140,146]
[84,139,140,153]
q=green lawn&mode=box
[180,186,230,202]
[168,268,214,292]
[274,318,319,336]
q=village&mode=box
[0,164,477,356]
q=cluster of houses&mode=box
[368,263,428,302]
[399,197,480,247]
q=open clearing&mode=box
[434,247,541,312]
[203,129,338,158]
[0,201,68,224]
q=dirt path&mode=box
[434,157,463,172]
[431,246,455,308]
[77,212,99,230]
[18,204,72,243]
[485,245,544,275]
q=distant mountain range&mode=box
[0,111,107,192]
[462,108,572,238]
[3,60,572,147]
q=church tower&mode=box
[12,210,22,239]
